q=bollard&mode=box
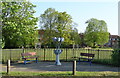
[66,48,68,61]
[7,60,10,74]
[72,60,76,75]
[44,48,46,61]
[98,49,100,60]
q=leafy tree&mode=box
[70,27,80,45]
[84,18,109,47]
[0,31,1,49]
[40,8,74,47]
[2,1,38,48]
[40,8,58,46]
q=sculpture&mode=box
[53,37,64,65]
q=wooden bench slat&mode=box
[80,53,95,57]
[21,52,36,56]
[79,57,93,60]
[21,52,38,65]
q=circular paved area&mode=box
[1,62,120,72]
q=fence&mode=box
[2,48,113,64]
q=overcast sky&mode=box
[30,0,119,35]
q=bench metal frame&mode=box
[78,53,95,65]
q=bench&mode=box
[78,53,95,65]
[21,52,39,65]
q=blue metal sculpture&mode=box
[53,37,64,65]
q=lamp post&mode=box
[53,37,64,65]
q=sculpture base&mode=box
[55,62,61,65]
[55,54,61,65]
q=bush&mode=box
[0,38,5,48]
[111,49,120,66]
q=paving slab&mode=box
[1,62,120,72]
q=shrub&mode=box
[111,49,120,66]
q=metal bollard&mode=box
[72,60,76,75]
[7,60,10,74]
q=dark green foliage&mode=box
[111,37,120,66]
[111,49,120,66]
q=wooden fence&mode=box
[2,48,113,64]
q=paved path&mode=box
[1,62,120,72]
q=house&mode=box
[105,34,120,47]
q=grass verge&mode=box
[2,71,119,76]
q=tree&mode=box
[40,8,74,47]
[2,1,38,48]
[84,18,109,47]
[70,25,80,45]
[40,8,58,46]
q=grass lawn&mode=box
[2,71,119,76]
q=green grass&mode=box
[2,71,119,76]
